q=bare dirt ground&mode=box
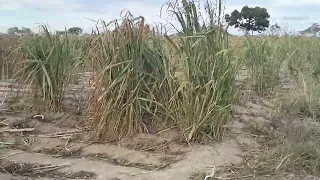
[0,73,318,180]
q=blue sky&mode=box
[1,0,320,35]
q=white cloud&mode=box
[273,0,320,6]
[0,0,168,33]
[0,0,318,34]
[0,0,83,11]
[0,0,22,10]
[55,2,167,31]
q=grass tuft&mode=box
[16,25,82,112]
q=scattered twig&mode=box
[33,115,44,120]
[0,94,8,111]
[39,130,84,136]
[154,125,176,135]
[0,122,10,127]
[0,142,14,145]
[23,163,72,176]
[225,166,235,174]
[140,141,170,152]
[204,166,215,180]
[275,154,291,170]
[32,163,71,171]
[215,175,255,179]
[126,152,189,176]
[0,128,34,133]
[128,170,155,176]
[28,133,81,138]
[27,129,84,138]
[1,167,9,174]
[65,135,72,153]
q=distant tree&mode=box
[225,6,270,35]
[299,23,320,36]
[67,27,82,35]
[7,26,32,36]
[7,27,19,35]
[20,27,32,35]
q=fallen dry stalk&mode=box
[0,128,34,133]
[32,163,71,171]
[275,154,291,170]
[0,142,14,145]
[204,166,215,180]
[27,129,85,138]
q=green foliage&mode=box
[7,27,32,36]
[247,118,320,177]
[7,27,19,35]
[274,36,320,120]
[225,6,270,34]
[16,25,82,111]
[84,0,238,142]
[21,27,32,35]
[85,14,174,141]
[165,0,239,141]
[67,27,83,35]
[299,23,320,36]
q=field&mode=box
[0,2,320,180]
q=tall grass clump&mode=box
[244,36,288,95]
[164,0,239,141]
[275,36,320,120]
[290,36,320,79]
[85,14,175,141]
[0,35,21,79]
[270,36,318,116]
[283,36,308,77]
[16,25,82,112]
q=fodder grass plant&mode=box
[16,25,82,112]
[86,0,239,142]
[85,14,175,141]
[164,0,239,141]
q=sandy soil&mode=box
[0,73,315,180]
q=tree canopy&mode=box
[7,27,19,35]
[225,6,270,34]
[7,27,32,36]
[299,23,320,36]
[67,27,83,35]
